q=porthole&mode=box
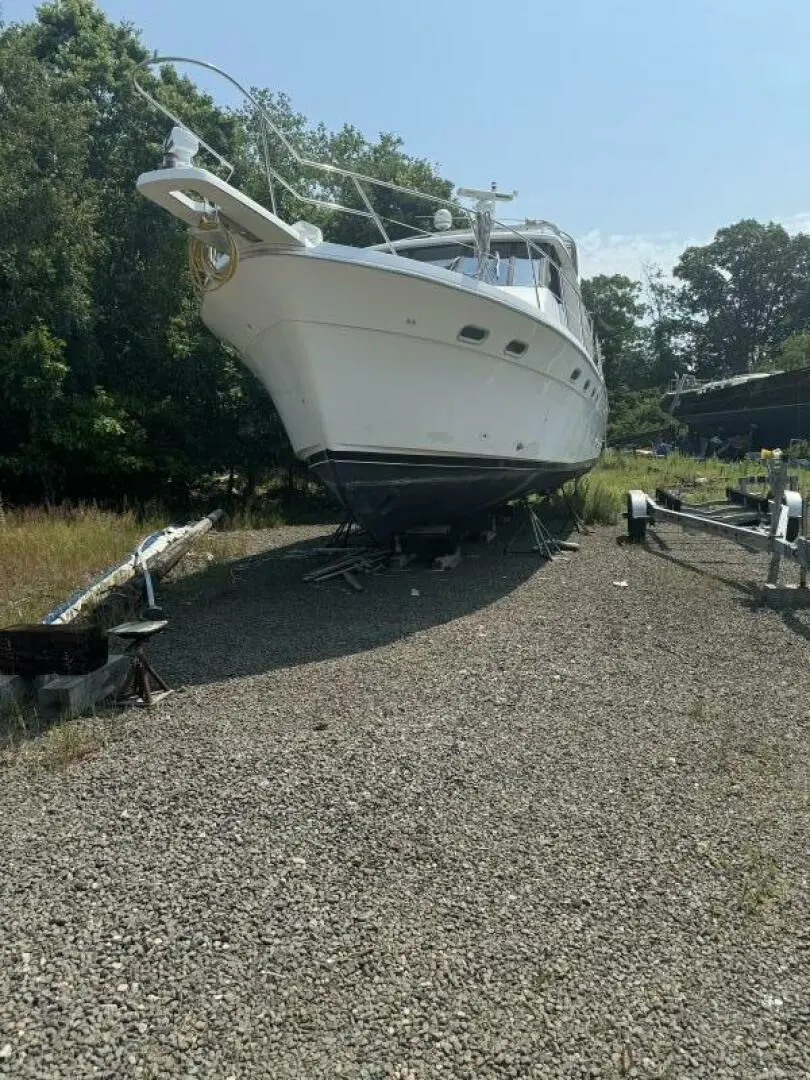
[504,339,528,357]
[583,379,591,391]
[458,324,489,344]
[570,368,582,381]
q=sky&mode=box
[4,0,810,279]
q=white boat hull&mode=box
[202,244,607,538]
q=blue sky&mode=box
[4,0,810,278]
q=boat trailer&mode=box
[625,460,810,595]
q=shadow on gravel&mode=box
[153,518,571,686]
[633,530,810,643]
[641,533,760,598]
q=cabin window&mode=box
[505,339,528,357]
[398,243,472,269]
[570,368,582,381]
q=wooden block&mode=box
[432,547,461,571]
[36,653,133,719]
[0,623,108,678]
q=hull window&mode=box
[505,339,528,357]
[458,325,489,343]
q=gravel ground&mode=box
[1,521,808,1079]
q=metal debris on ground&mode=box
[302,550,388,588]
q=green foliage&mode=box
[759,330,810,373]
[0,0,453,508]
[581,274,649,395]
[606,388,679,443]
[674,220,810,378]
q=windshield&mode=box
[398,239,562,297]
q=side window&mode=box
[548,259,562,301]
[531,243,562,301]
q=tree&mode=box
[761,330,810,373]
[0,0,457,506]
[674,220,810,378]
[642,263,688,387]
[581,274,650,394]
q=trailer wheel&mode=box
[626,490,648,543]
[784,490,802,543]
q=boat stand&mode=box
[505,501,580,558]
[325,514,368,550]
[109,620,173,706]
[625,460,810,597]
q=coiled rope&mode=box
[188,217,239,293]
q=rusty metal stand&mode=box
[109,620,172,706]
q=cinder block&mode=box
[0,673,30,715]
[36,653,132,719]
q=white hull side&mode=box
[201,246,607,469]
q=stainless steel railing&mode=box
[133,55,600,363]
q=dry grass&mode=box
[0,505,254,628]
[0,505,162,627]
[0,707,127,770]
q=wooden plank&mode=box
[36,653,133,719]
[0,624,108,678]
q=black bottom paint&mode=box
[307,450,591,543]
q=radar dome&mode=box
[433,208,453,232]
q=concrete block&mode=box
[36,653,133,719]
[0,673,30,716]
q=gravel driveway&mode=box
[1,523,808,1079]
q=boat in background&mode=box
[133,58,607,542]
[663,369,810,453]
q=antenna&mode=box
[457,182,517,208]
[455,183,518,279]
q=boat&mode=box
[663,369,810,453]
[133,58,608,542]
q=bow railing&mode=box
[133,55,599,360]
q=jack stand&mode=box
[505,502,578,558]
[109,620,173,707]
[326,514,366,549]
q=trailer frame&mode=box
[625,460,810,587]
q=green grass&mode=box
[551,450,810,527]
[2,451,808,627]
